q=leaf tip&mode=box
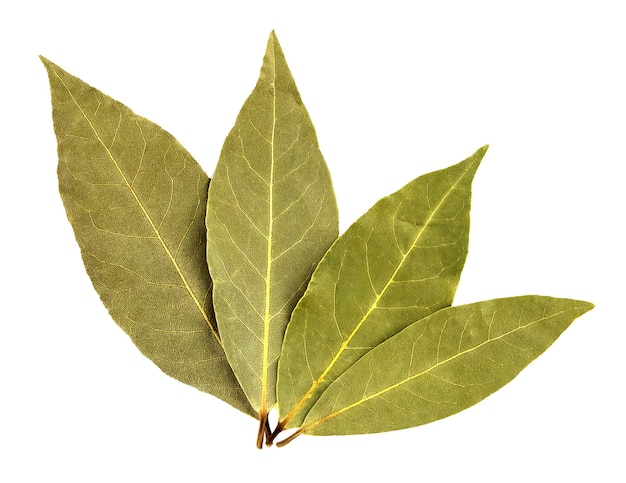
[472,144,489,161]
[463,144,489,175]
[579,300,595,313]
[266,31,284,59]
[268,30,279,46]
[261,30,287,79]
[39,55,51,68]
[39,55,59,77]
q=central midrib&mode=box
[261,66,277,413]
[54,67,221,345]
[282,160,476,426]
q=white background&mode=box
[1,1,623,481]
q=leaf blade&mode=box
[42,57,255,416]
[277,147,487,428]
[300,296,593,435]
[205,32,339,416]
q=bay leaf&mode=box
[275,147,487,434]
[42,57,255,416]
[286,296,593,439]
[205,32,339,441]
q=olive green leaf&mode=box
[205,32,339,442]
[275,147,487,435]
[42,57,255,416]
[279,296,592,440]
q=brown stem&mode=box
[266,420,285,446]
[275,428,303,448]
[256,411,269,449]
[263,418,273,447]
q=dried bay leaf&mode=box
[42,57,255,416]
[275,147,487,435]
[205,32,338,443]
[285,296,593,438]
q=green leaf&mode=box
[293,296,593,437]
[42,57,255,417]
[205,32,339,432]
[276,147,487,431]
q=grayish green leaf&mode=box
[205,32,339,424]
[298,296,593,436]
[276,147,487,430]
[42,57,255,416]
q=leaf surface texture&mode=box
[42,58,255,416]
[300,296,593,435]
[277,147,486,428]
[205,32,338,415]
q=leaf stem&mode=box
[266,420,285,446]
[263,418,274,447]
[275,428,303,448]
[256,411,270,449]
